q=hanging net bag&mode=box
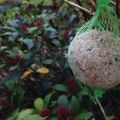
[68,0,120,89]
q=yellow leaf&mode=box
[23,0,30,7]
[20,70,32,79]
[106,115,115,120]
[31,63,37,68]
[36,67,49,74]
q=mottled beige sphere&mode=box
[68,29,120,89]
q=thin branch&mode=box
[110,0,116,5]
[110,0,120,17]
[96,98,108,120]
[63,0,93,15]
[76,0,89,21]
[110,0,120,9]
[63,0,120,17]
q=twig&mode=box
[110,0,116,5]
[63,0,93,15]
[110,0,120,17]
[76,0,89,20]
[96,98,107,120]
[110,0,120,8]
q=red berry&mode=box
[20,23,28,34]
[4,55,22,65]
[64,29,72,39]
[15,13,20,19]
[39,108,51,118]
[0,99,10,106]
[12,55,22,62]
[66,76,77,91]
[56,105,73,120]
[42,34,49,41]
[35,20,43,28]
[51,0,58,11]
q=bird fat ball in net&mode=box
[68,0,120,89]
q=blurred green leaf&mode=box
[7,109,19,120]
[23,115,43,120]
[9,65,18,71]
[5,73,20,90]
[77,87,89,96]
[8,20,19,28]
[0,46,7,51]
[0,64,5,69]
[0,32,13,37]
[53,84,68,92]
[57,95,68,106]
[74,112,93,120]
[17,109,34,120]
[49,117,57,120]
[44,92,53,108]
[28,27,38,34]
[69,96,81,114]
[42,59,53,65]
[94,89,104,99]
[34,98,44,112]
[52,40,61,47]
[23,39,34,50]
[30,0,43,6]
[30,0,52,6]
[11,85,25,106]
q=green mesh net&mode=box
[76,0,120,37]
